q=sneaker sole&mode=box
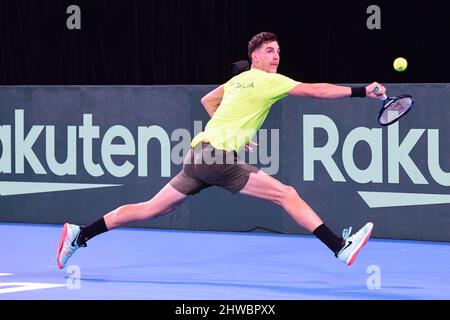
[57,223,68,269]
[346,223,373,266]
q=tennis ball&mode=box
[393,57,408,72]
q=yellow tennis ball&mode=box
[394,57,408,72]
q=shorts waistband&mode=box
[193,140,237,156]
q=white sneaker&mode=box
[336,222,374,266]
[57,223,83,269]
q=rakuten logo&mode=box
[303,114,450,208]
[0,110,279,178]
[303,114,449,186]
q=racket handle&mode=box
[373,86,388,101]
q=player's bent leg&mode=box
[239,172,323,232]
[240,171,373,265]
[104,183,189,230]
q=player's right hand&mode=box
[366,82,386,99]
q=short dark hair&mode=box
[248,32,279,61]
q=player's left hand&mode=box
[366,82,386,99]
[244,141,258,152]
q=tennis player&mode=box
[57,32,386,269]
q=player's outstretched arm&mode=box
[288,82,386,99]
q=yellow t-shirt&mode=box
[191,68,299,152]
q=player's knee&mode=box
[275,184,297,205]
[285,185,297,198]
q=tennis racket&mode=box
[374,87,415,126]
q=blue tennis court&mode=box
[1,222,449,300]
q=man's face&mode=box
[252,41,280,73]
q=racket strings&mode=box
[386,97,412,112]
[379,96,413,125]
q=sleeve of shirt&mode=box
[223,78,231,91]
[264,73,300,102]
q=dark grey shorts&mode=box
[169,142,260,195]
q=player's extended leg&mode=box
[239,170,373,265]
[57,146,210,269]
[104,183,188,230]
[57,183,189,269]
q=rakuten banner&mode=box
[1,84,449,241]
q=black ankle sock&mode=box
[78,217,108,246]
[313,224,344,255]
